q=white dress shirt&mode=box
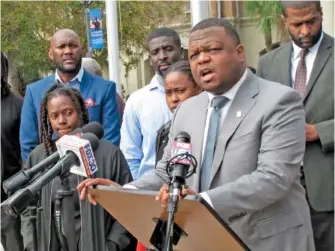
[291,32,323,86]
[55,67,84,90]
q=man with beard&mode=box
[120,28,183,180]
[20,29,121,163]
[257,1,334,250]
[1,51,24,251]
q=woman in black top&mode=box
[21,84,136,251]
[1,52,24,251]
[155,61,202,164]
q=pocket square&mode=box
[85,98,96,108]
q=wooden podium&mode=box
[88,186,250,251]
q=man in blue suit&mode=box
[20,29,121,162]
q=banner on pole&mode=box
[89,8,104,49]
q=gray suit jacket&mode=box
[131,71,315,251]
[257,33,334,212]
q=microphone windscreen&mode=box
[82,122,104,139]
[174,131,191,143]
[70,127,83,137]
[80,133,99,151]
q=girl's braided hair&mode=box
[39,84,89,156]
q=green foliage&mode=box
[245,0,281,34]
[117,1,185,76]
[1,1,184,85]
[245,0,282,50]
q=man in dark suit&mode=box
[257,1,334,250]
[20,29,121,163]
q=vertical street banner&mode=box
[89,8,104,50]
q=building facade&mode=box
[111,0,334,98]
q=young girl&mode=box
[155,60,202,163]
[21,84,136,251]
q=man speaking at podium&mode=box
[78,18,315,251]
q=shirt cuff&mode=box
[123,184,138,189]
[200,192,214,208]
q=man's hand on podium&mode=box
[155,184,199,209]
[77,178,121,205]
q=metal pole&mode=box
[217,0,221,18]
[190,0,209,27]
[84,5,92,58]
[105,0,121,94]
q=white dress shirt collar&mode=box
[55,67,84,84]
[148,73,165,92]
[207,68,248,104]
[292,32,324,60]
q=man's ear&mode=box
[236,44,245,62]
[281,15,288,27]
[149,55,153,67]
[48,48,53,61]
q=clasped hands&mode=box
[77,178,199,208]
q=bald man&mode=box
[20,29,121,162]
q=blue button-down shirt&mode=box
[55,67,84,89]
[120,74,172,179]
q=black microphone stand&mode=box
[54,173,77,251]
[28,206,40,251]
[163,153,197,251]
[164,176,181,251]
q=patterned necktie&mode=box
[200,96,229,192]
[294,49,308,96]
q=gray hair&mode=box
[82,57,102,77]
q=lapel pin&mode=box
[236,111,242,118]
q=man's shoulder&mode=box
[126,83,157,103]
[27,75,55,90]
[257,76,300,102]
[83,71,116,92]
[173,92,207,117]
[323,32,334,44]
[259,42,291,63]
[86,71,115,86]
[180,92,207,108]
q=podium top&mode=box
[88,186,250,251]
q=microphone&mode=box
[55,133,99,177]
[2,122,103,195]
[1,133,99,216]
[166,131,197,204]
[72,121,104,139]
